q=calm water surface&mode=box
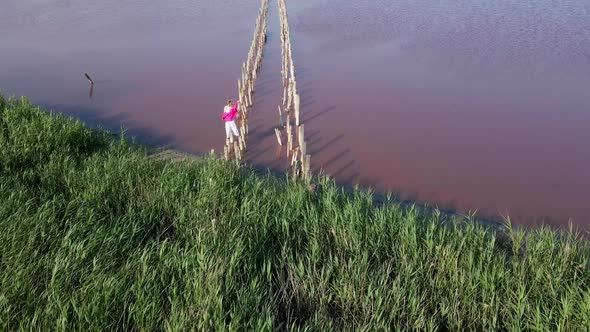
[1,0,589,228]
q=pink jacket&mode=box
[222,102,239,122]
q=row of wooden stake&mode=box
[224,0,270,161]
[275,0,311,181]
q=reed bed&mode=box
[225,0,270,162]
[1,95,590,330]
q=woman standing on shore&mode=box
[222,99,240,140]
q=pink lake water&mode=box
[1,0,589,229]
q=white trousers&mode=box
[225,120,240,139]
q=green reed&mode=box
[0,95,589,331]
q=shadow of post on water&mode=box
[302,105,336,123]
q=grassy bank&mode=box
[1,95,589,330]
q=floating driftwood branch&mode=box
[84,73,94,84]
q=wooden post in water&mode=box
[298,125,304,150]
[234,141,241,161]
[287,80,293,112]
[286,112,293,156]
[238,79,242,101]
[300,141,306,158]
[239,135,245,152]
[247,81,253,107]
[298,124,306,179]
[291,147,299,167]
[304,155,311,181]
[278,105,284,128]
[291,147,300,178]
[294,93,300,126]
[274,128,283,146]
[282,86,287,108]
